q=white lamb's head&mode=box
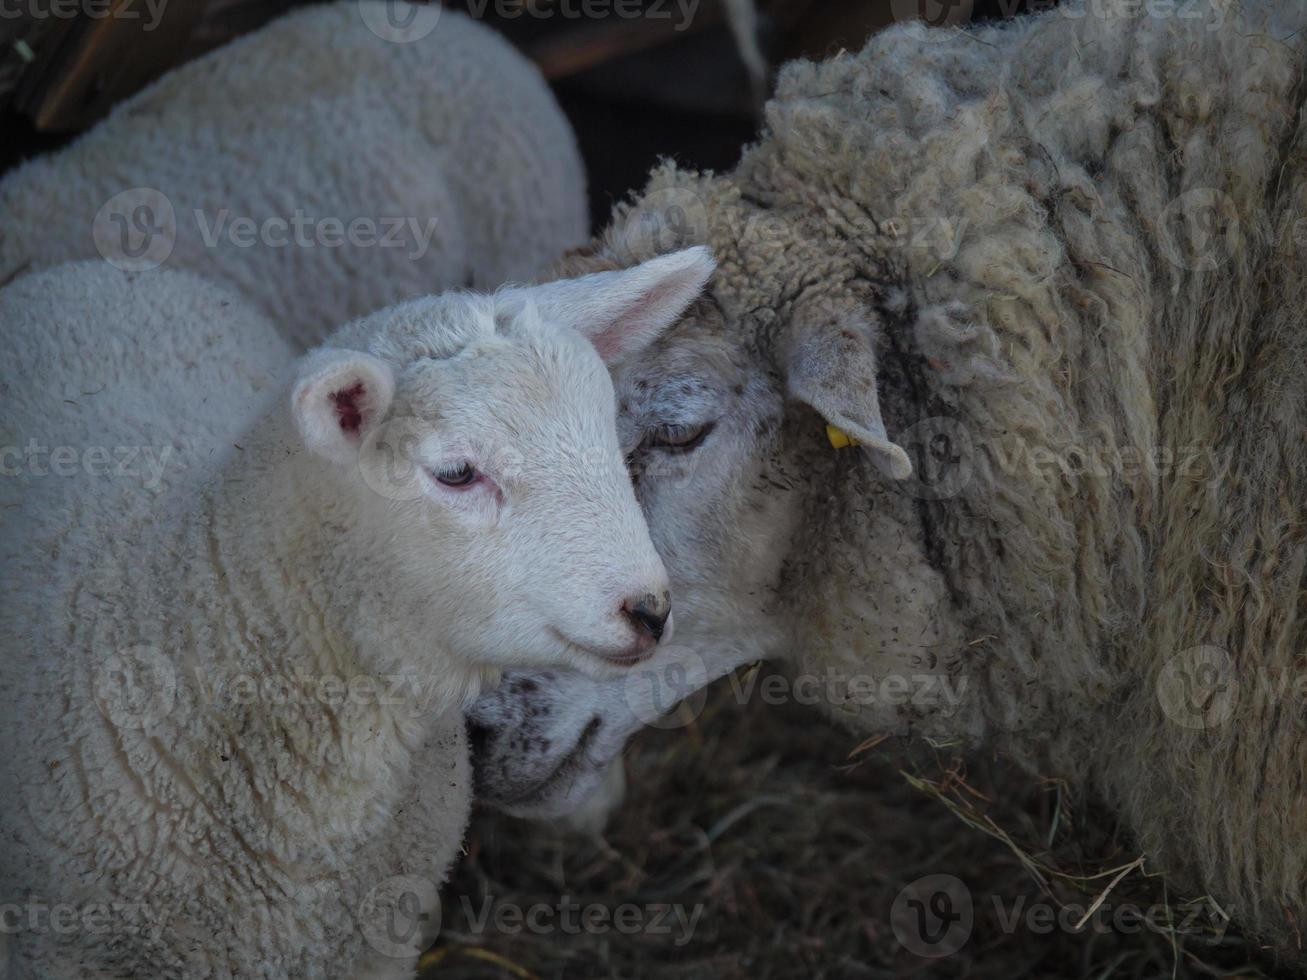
[287,248,716,678]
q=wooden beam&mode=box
[18,0,206,132]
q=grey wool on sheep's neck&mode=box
[481,0,1307,956]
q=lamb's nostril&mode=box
[622,593,670,643]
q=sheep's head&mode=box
[551,178,934,670]
[469,177,980,819]
[287,248,716,680]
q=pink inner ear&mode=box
[588,328,622,362]
[330,381,366,434]
[587,285,662,363]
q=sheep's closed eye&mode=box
[430,462,480,488]
[646,421,714,454]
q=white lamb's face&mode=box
[377,324,673,674]
[290,248,717,678]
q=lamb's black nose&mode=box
[622,593,670,642]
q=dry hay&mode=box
[427,667,1285,979]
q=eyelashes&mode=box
[424,419,715,495]
[429,462,480,488]
[645,421,714,454]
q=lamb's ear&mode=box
[782,304,913,480]
[517,246,715,363]
[290,349,394,463]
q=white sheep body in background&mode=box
[0,247,714,978]
[0,0,588,350]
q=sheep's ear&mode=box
[291,349,394,463]
[783,304,913,480]
[518,246,715,363]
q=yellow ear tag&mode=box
[826,424,858,449]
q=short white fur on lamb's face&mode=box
[291,247,716,677]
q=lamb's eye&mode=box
[647,421,714,454]
[432,462,478,488]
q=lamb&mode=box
[0,246,714,978]
[0,0,587,351]
[465,0,1307,957]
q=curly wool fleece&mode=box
[0,263,475,979]
[563,0,1307,954]
[0,1,587,351]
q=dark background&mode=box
[1,0,1035,226]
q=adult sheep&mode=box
[466,0,1307,957]
[0,248,714,978]
[0,0,587,350]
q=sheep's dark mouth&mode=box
[510,715,606,808]
[596,647,654,667]
[550,628,654,667]
[467,712,609,809]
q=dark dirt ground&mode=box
[424,668,1284,979]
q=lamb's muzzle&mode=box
[623,592,671,643]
